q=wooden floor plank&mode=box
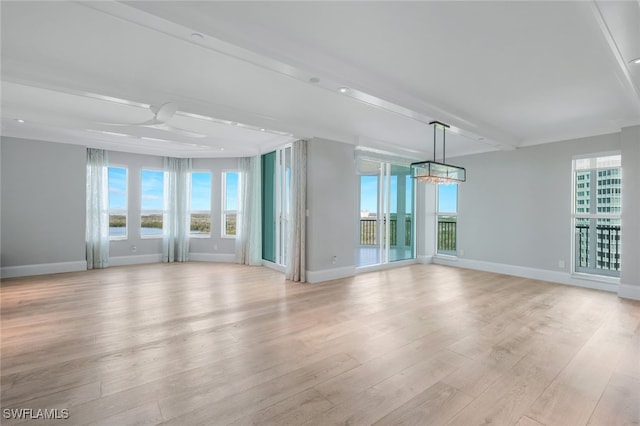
[2,262,639,426]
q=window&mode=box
[222,171,239,238]
[190,171,212,236]
[140,169,164,238]
[437,184,458,256]
[573,154,621,277]
[108,166,127,239]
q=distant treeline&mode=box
[108,213,236,235]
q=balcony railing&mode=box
[438,219,456,252]
[576,224,621,272]
[359,217,412,246]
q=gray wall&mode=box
[454,132,621,272]
[620,126,640,292]
[306,138,357,272]
[1,137,86,267]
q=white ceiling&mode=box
[1,1,639,159]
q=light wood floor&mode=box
[1,263,639,426]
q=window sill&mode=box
[189,234,211,239]
[221,235,237,240]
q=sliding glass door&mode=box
[262,145,291,266]
[357,159,414,267]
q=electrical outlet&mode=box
[332,256,337,265]
[558,260,565,269]
[130,245,137,253]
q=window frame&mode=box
[190,170,213,238]
[570,152,621,281]
[221,170,239,239]
[108,165,128,241]
[140,168,165,239]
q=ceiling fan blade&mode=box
[145,123,207,138]
[165,125,207,138]
[154,102,178,123]
[100,119,159,127]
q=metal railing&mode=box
[437,219,456,252]
[576,224,621,271]
[359,217,412,246]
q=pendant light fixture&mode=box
[411,120,466,184]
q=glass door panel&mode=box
[357,159,414,267]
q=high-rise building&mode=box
[575,157,621,275]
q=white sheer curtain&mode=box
[236,156,262,266]
[286,140,307,282]
[163,157,192,262]
[86,148,109,269]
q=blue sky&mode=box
[108,167,127,209]
[225,172,238,210]
[109,168,238,212]
[360,175,413,214]
[360,175,457,214]
[438,184,458,212]
[191,172,212,211]
[141,170,164,210]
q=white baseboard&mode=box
[356,258,417,274]
[416,255,433,264]
[189,253,236,263]
[306,266,356,284]
[618,283,640,301]
[109,254,163,267]
[1,261,87,279]
[432,256,619,294]
[262,260,286,273]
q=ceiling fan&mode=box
[102,102,206,138]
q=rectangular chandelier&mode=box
[411,121,466,184]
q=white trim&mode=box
[262,260,286,273]
[618,283,640,301]
[109,254,163,266]
[417,255,433,264]
[1,261,87,279]
[356,258,416,274]
[306,266,356,284]
[221,170,239,238]
[189,253,236,263]
[432,257,619,293]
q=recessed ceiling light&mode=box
[229,122,237,126]
[191,33,204,42]
[220,148,225,151]
[309,77,320,84]
[631,57,640,64]
[15,119,25,123]
[338,87,349,93]
[260,128,265,132]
